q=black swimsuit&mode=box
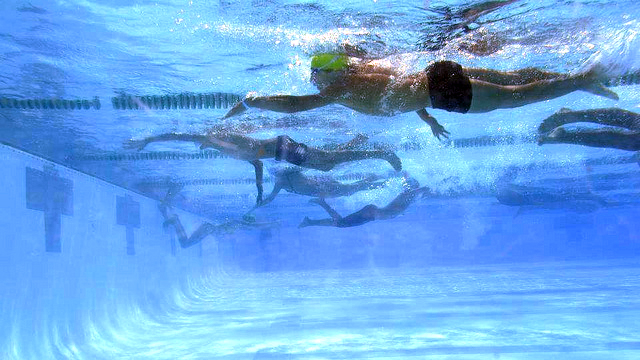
[275,135,308,166]
[426,60,473,114]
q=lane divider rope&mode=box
[0,92,242,110]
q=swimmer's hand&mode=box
[429,122,450,141]
[416,109,450,140]
[123,139,148,151]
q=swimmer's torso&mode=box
[203,132,274,160]
[319,67,432,116]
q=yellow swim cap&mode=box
[310,54,349,71]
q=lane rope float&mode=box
[0,92,242,110]
[0,97,101,110]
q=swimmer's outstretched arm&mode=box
[124,133,209,151]
[223,94,337,119]
[464,67,563,85]
[416,109,450,140]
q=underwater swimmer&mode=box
[125,131,402,204]
[538,108,640,151]
[250,166,388,210]
[224,54,618,140]
[298,176,431,228]
[158,185,279,248]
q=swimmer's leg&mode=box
[250,159,264,205]
[298,216,335,228]
[315,149,402,172]
[465,67,563,85]
[309,198,343,221]
[468,71,618,113]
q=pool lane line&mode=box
[0,92,242,110]
[0,96,101,110]
[111,92,242,110]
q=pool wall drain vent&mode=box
[0,92,242,110]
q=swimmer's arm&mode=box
[123,133,208,150]
[223,94,337,119]
[250,160,264,205]
[256,181,283,208]
[416,109,450,140]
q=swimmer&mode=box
[125,132,402,204]
[224,54,618,140]
[495,183,610,214]
[251,167,388,209]
[158,185,279,248]
[298,176,431,228]
[538,108,640,151]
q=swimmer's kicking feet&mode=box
[224,54,618,140]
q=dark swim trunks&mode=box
[275,135,308,166]
[426,60,472,113]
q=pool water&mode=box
[1,0,640,359]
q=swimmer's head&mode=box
[310,54,350,89]
[311,54,350,71]
[243,213,256,223]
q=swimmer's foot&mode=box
[537,127,567,145]
[298,216,311,228]
[584,83,619,101]
[538,107,573,134]
[123,139,149,151]
[579,64,619,101]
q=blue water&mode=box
[1,0,640,358]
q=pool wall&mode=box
[0,142,214,359]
